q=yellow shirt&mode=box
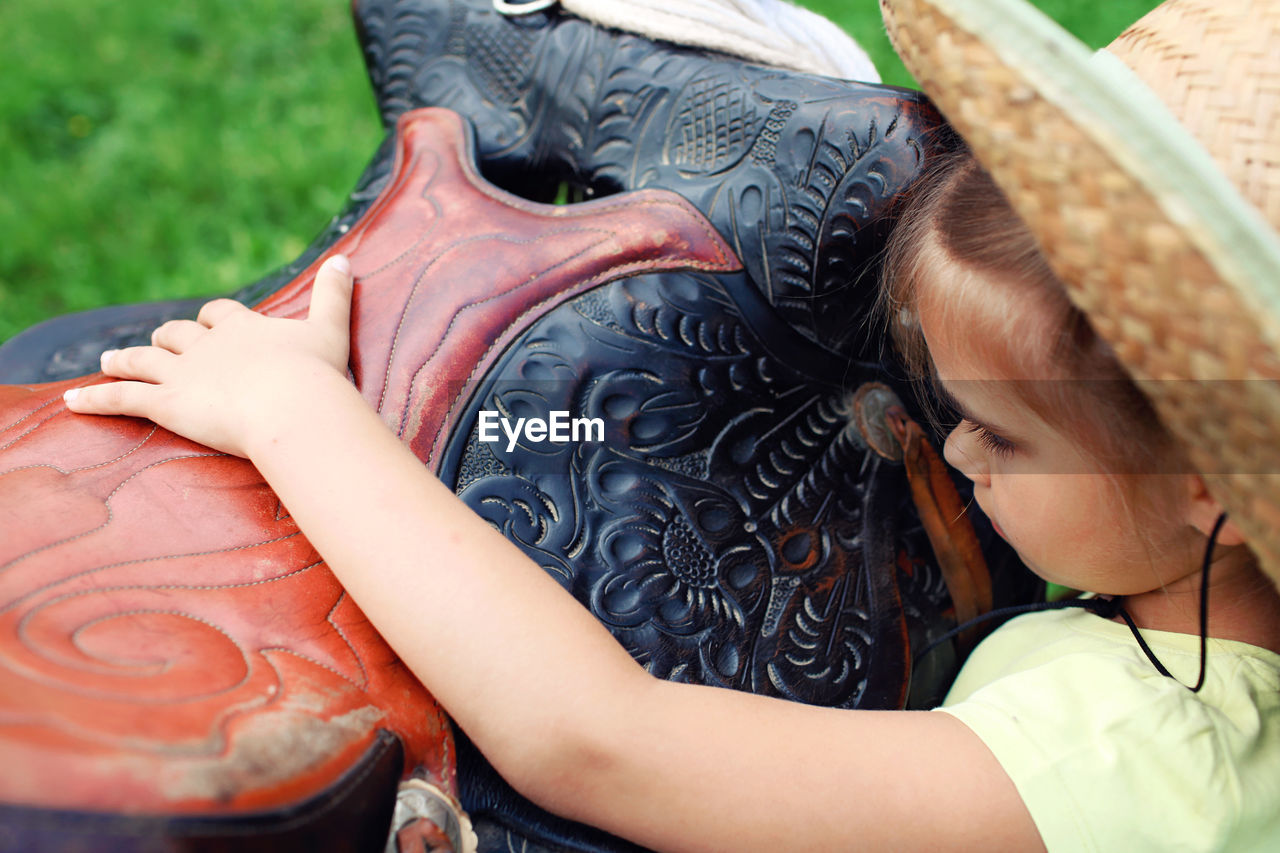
[936,607,1280,851]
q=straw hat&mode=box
[879,0,1280,583]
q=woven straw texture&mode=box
[1108,0,1280,228]
[880,0,1280,578]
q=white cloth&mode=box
[552,0,880,81]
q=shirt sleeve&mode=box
[935,648,1250,853]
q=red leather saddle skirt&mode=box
[0,107,737,841]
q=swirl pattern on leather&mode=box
[0,4,1036,851]
[0,108,738,844]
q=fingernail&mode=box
[100,349,118,369]
[63,388,80,404]
[328,254,351,276]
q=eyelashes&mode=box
[963,419,1017,458]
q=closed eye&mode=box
[963,419,1017,458]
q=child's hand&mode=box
[63,254,356,458]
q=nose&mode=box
[943,423,990,487]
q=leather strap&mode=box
[886,406,994,647]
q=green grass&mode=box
[0,0,1158,344]
[0,0,380,342]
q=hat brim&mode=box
[880,0,1280,577]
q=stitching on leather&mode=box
[363,170,445,279]
[0,426,160,478]
[0,452,226,575]
[360,141,455,410]
[14,581,366,708]
[392,231,611,434]
[0,392,60,435]
[441,702,451,777]
[15,607,254,705]
[0,400,64,454]
[258,645,369,692]
[1,540,312,618]
[325,592,370,689]
[441,115,737,269]
[370,113,739,421]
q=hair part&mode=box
[879,146,1189,482]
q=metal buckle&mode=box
[384,779,477,853]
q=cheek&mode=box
[986,476,1100,550]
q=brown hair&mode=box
[880,146,1186,479]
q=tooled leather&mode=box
[352,0,945,367]
[0,402,416,815]
[438,270,948,853]
[0,107,738,818]
[439,270,940,709]
[0,4,1041,850]
[0,1,944,388]
[251,110,737,470]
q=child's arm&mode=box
[64,257,1042,852]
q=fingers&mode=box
[307,254,354,335]
[63,380,158,418]
[196,298,249,328]
[151,319,206,354]
[100,345,177,384]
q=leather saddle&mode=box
[0,2,1032,850]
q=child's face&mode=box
[916,267,1195,596]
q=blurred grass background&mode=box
[1,0,1159,344]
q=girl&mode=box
[61,0,1280,849]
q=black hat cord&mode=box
[916,512,1227,693]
